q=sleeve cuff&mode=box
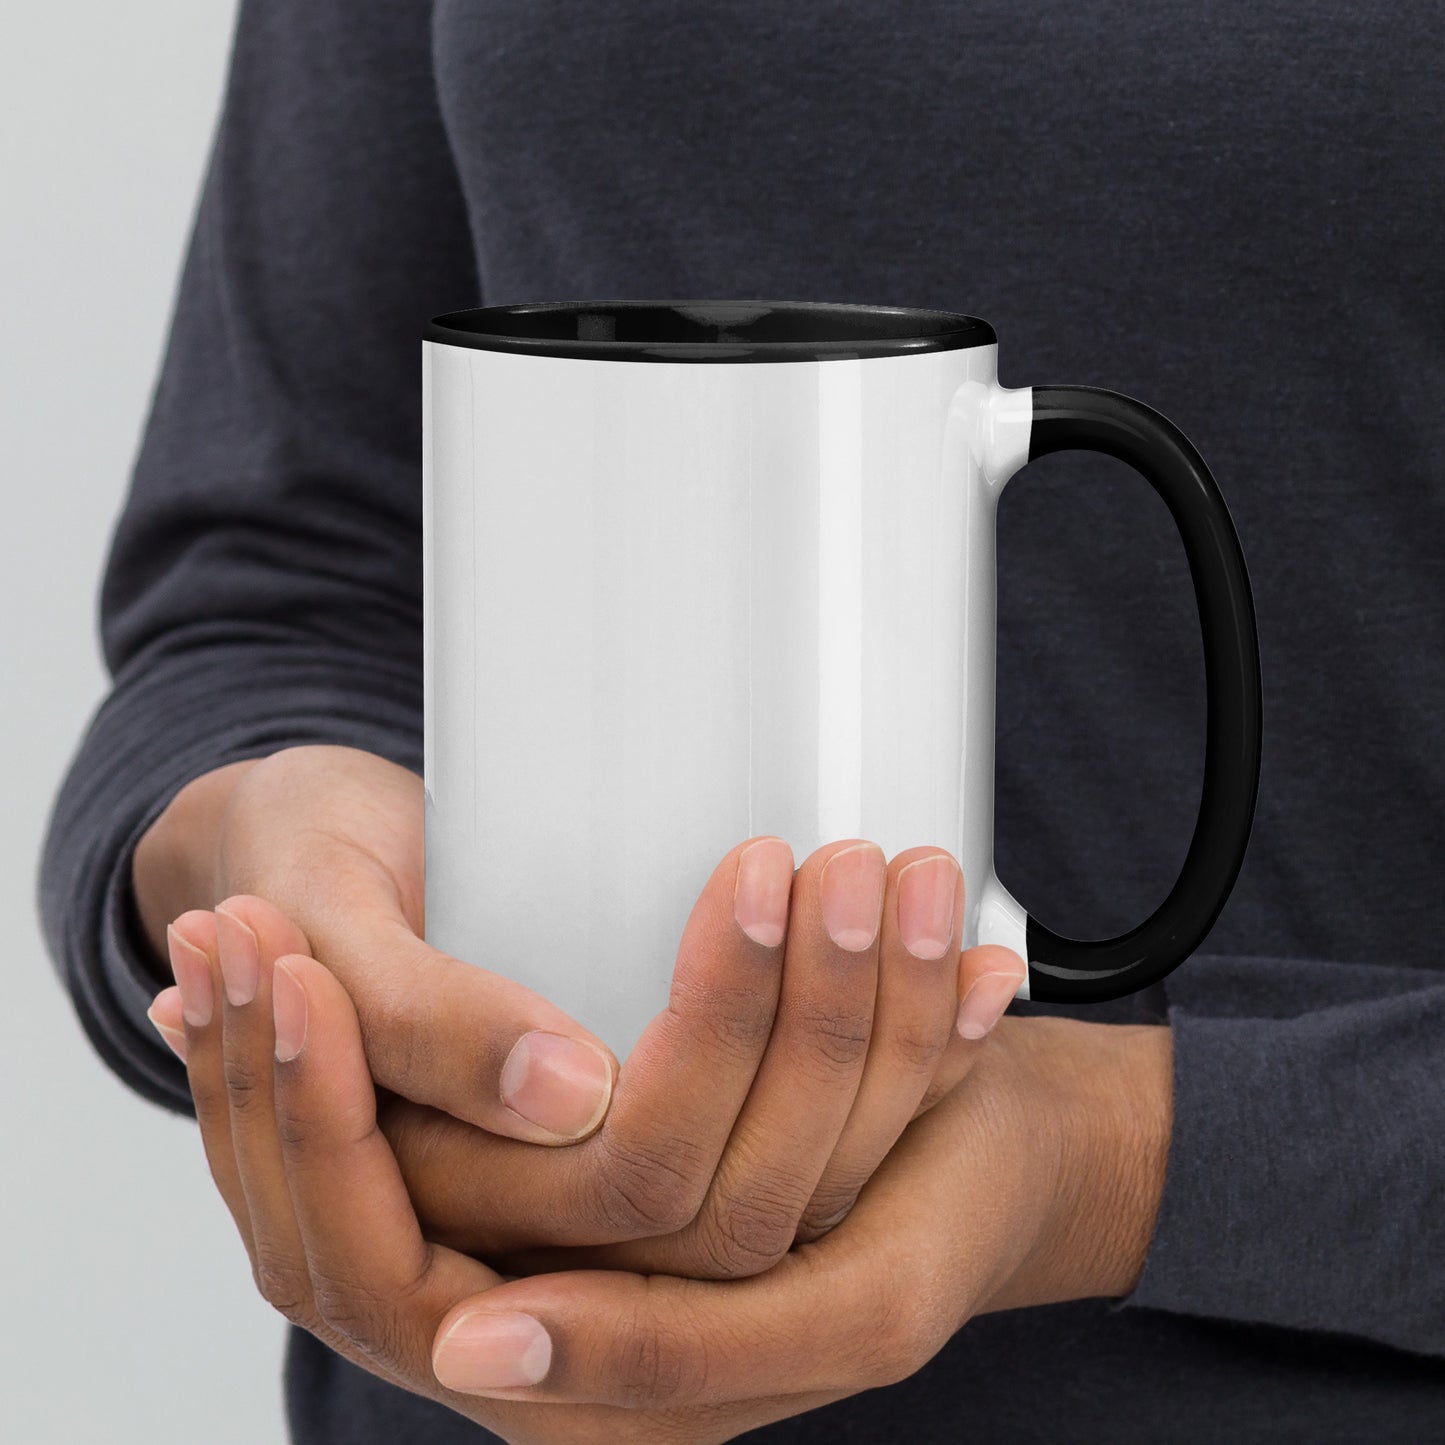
[38,643,424,1118]
[97,798,199,1114]
[1114,952,1445,1357]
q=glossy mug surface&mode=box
[422,301,1261,1062]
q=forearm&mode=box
[977,956,1445,1358]
[976,1016,1173,1315]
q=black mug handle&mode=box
[1016,385,1262,1003]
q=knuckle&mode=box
[274,1109,314,1153]
[887,1016,951,1075]
[795,1004,873,1076]
[275,1094,379,1159]
[253,1251,318,1331]
[670,980,776,1062]
[222,1053,270,1118]
[613,1300,709,1408]
[310,1267,403,1363]
[592,1133,709,1236]
[692,1182,798,1277]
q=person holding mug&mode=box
[39,3,1444,1442]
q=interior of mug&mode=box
[425,300,996,360]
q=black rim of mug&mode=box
[425,299,997,362]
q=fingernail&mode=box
[272,961,308,1062]
[896,856,959,960]
[820,843,886,952]
[433,1310,552,1392]
[167,924,214,1028]
[500,1032,614,1139]
[733,837,793,947]
[146,991,189,1063]
[215,906,260,1007]
[957,972,1022,1040]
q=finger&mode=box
[955,944,1027,1041]
[674,839,885,1276]
[268,952,510,1387]
[162,911,257,1258]
[304,889,619,1147]
[215,894,312,1008]
[235,941,645,1442]
[211,898,321,1322]
[795,847,962,1242]
[426,1234,929,1409]
[162,911,381,1386]
[906,944,1028,1120]
[426,1089,984,1412]
[161,915,639,1442]
[384,837,795,1254]
[491,841,889,1278]
[145,985,187,1063]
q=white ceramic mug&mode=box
[422,301,1261,1062]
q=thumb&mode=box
[307,903,619,1147]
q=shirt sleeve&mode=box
[1119,951,1445,1359]
[36,0,477,1117]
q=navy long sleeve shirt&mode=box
[38,3,1445,1440]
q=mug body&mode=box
[423,302,1029,1060]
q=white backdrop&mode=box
[0,5,290,1441]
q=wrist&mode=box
[981,1016,1173,1312]
[131,759,260,963]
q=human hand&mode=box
[134,745,619,1145]
[149,832,1026,1278]
[377,836,1024,1276]
[145,935,1169,1444]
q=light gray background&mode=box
[1,6,290,1441]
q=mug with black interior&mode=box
[422,300,1262,1060]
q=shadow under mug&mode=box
[422,300,1261,1062]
